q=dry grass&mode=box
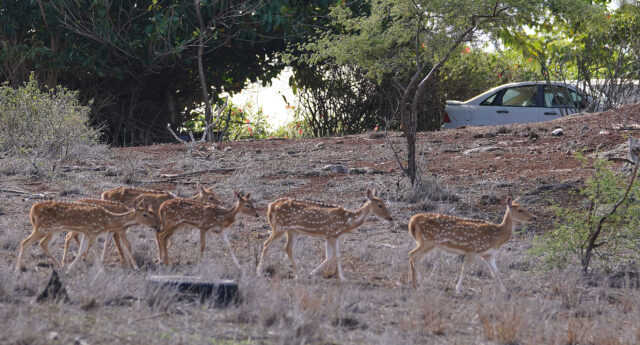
[1,127,640,344]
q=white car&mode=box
[442,81,595,129]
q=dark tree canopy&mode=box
[0,0,333,145]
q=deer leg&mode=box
[408,242,434,289]
[284,231,299,277]
[62,232,77,264]
[428,249,441,278]
[198,229,206,262]
[113,233,128,267]
[154,231,164,262]
[102,232,127,266]
[455,254,475,294]
[163,227,182,265]
[15,230,47,272]
[333,239,344,282]
[91,233,107,267]
[159,225,185,265]
[115,232,139,270]
[310,239,335,278]
[38,233,61,268]
[256,230,285,275]
[220,232,240,268]
[482,255,505,292]
[68,234,91,271]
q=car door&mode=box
[541,84,582,120]
[475,85,541,126]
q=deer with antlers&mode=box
[256,189,393,282]
[15,201,156,271]
[156,191,259,265]
[408,197,536,293]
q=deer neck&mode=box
[218,203,240,225]
[497,206,516,242]
[344,201,372,232]
[106,209,138,229]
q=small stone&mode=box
[73,336,90,345]
[223,147,232,152]
[348,168,367,175]
[46,332,60,342]
[315,142,325,149]
[551,128,564,136]
[321,165,349,174]
[255,149,261,154]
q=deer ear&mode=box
[366,189,373,200]
[135,199,144,210]
[506,197,513,207]
[244,192,251,199]
[234,190,240,199]
[197,182,205,193]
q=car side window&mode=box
[543,85,577,108]
[500,86,538,107]
[480,93,498,105]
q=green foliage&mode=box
[0,74,99,171]
[226,103,272,140]
[531,154,640,271]
[271,105,313,139]
[442,48,541,101]
[182,100,272,140]
[289,62,388,136]
[0,1,334,145]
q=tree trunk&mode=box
[195,0,214,142]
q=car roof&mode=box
[464,81,577,104]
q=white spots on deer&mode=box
[257,189,393,282]
[408,197,536,293]
[156,191,258,266]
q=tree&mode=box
[307,0,581,185]
[0,0,333,145]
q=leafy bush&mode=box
[442,48,541,102]
[270,105,313,139]
[0,74,99,170]
[531,154,640,272]
[181,101,272,140]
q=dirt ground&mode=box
[1,104,640,344]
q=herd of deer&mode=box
[14,184,536,293]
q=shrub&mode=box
[0,73,99,171]
[531,154,640,272]
[271,105,313,139]
[182,100,272,140]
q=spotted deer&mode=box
[101,183,222,206]
[256,189,393,282]
[408,197,536,293]
[61,199,132,266]
[156,191,259,265]
[15,201,156,272]
[99,183,224,261]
